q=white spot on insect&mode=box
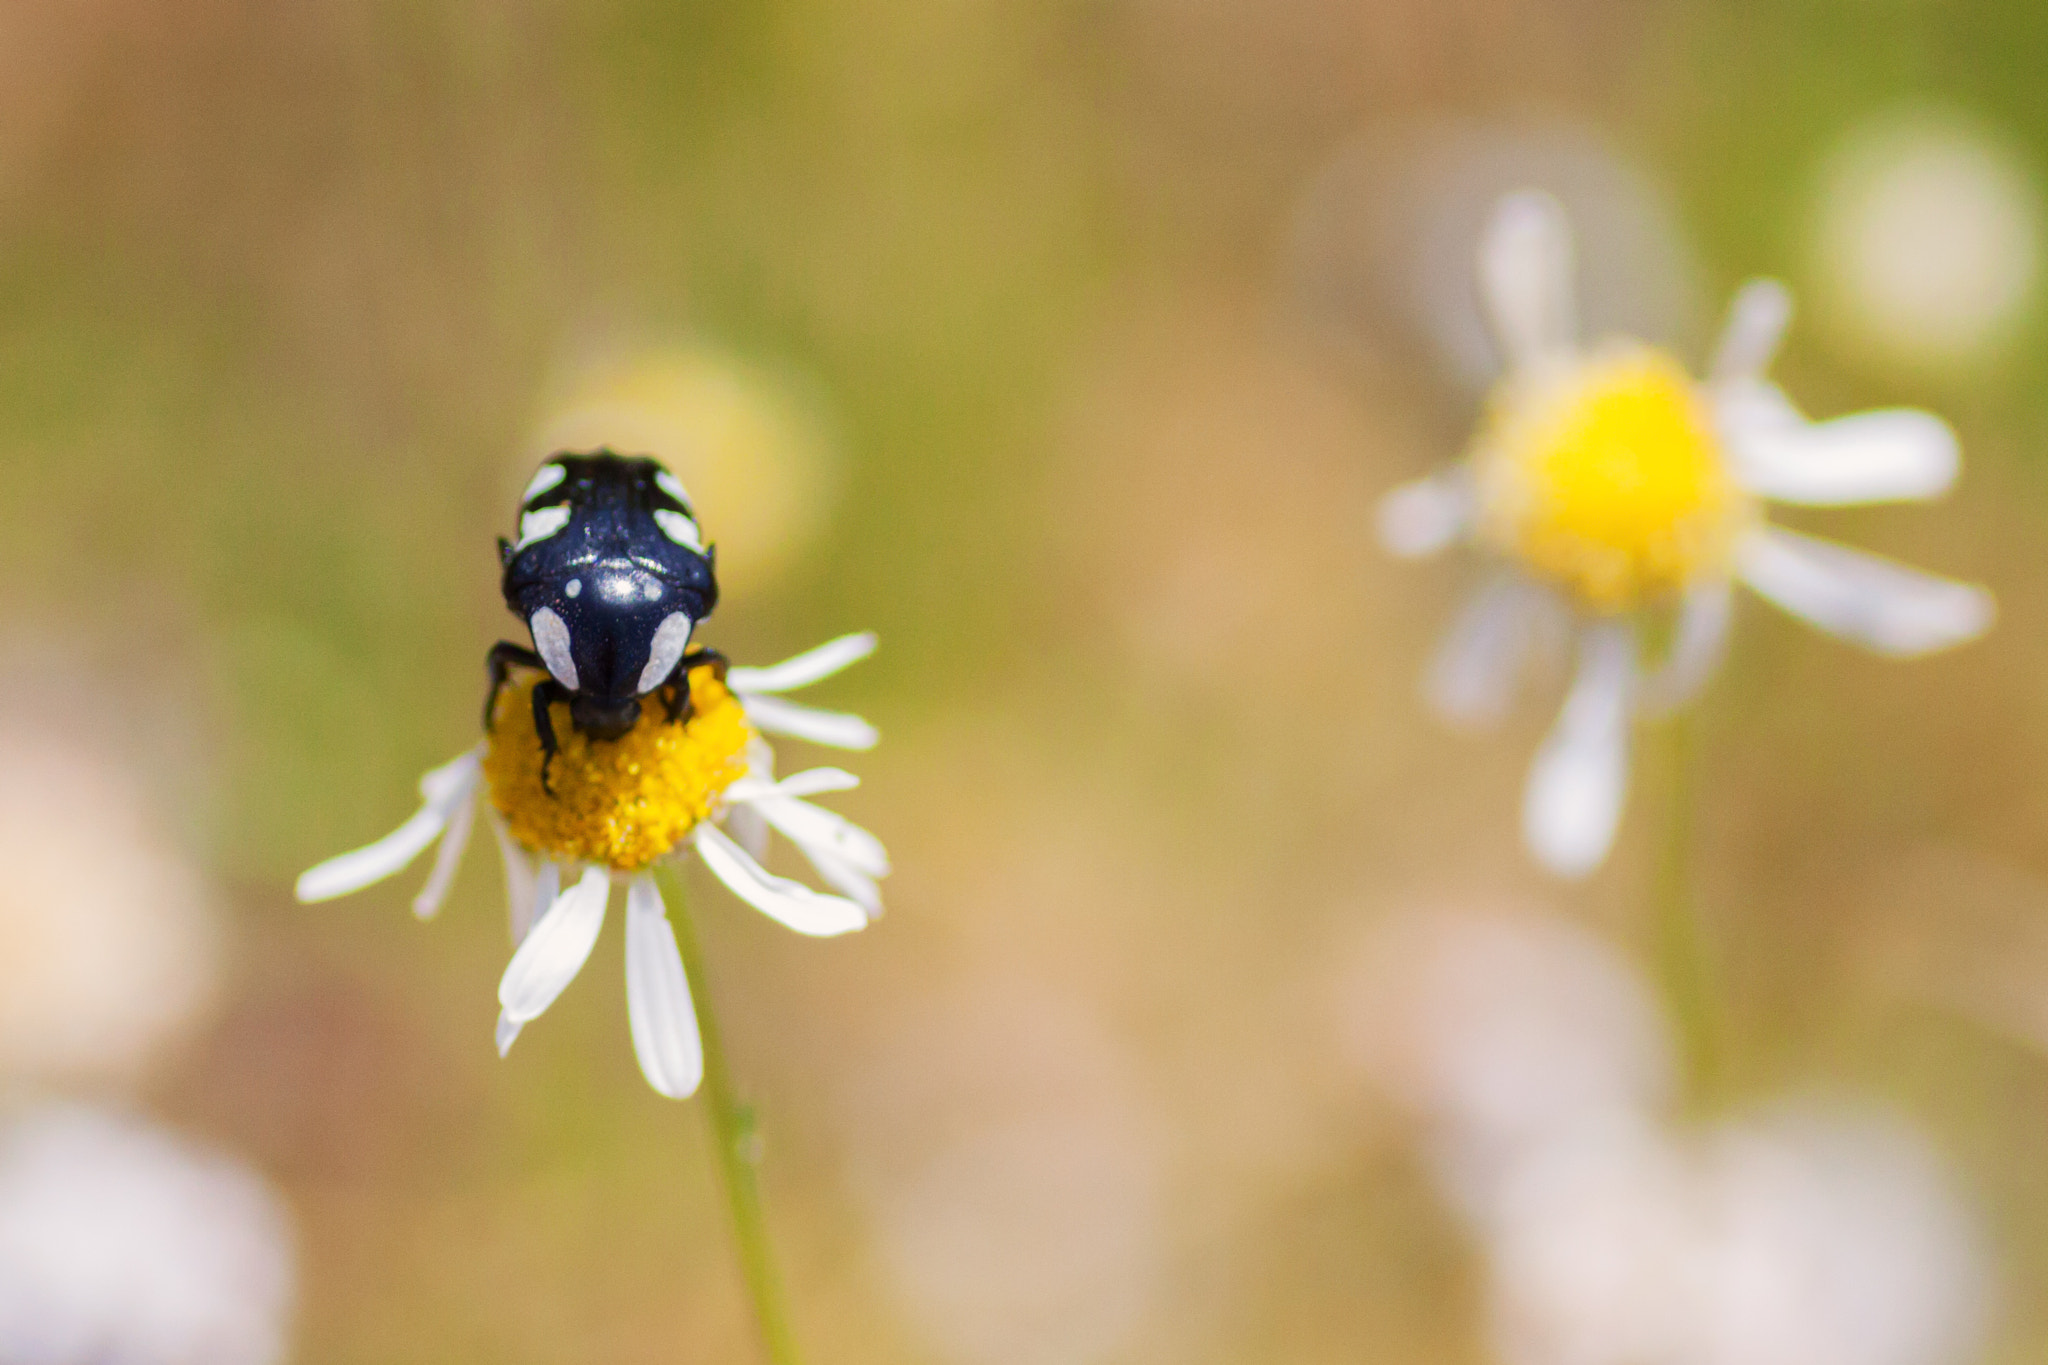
[653,509,704,552]
[530,608,579,690]
[636,612,696,693]
[655,470,690,505]
[522,462,567,505]
[515,505,571,550]
[565,578,583,599]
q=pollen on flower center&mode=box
[1472,347,1753,610]
[483,662,754,871]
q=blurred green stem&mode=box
[1652,713,1722,1110]
[660,869,805,1365]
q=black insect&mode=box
[486,451,725,785]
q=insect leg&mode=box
[484,641,546,731]
[658,647,730,724]
[532,678,571,792]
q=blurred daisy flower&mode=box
[297,634,886,1100]
[1381,192,1993,877]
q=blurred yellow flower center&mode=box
[483,662,754,872]
[1472,347,1752,611]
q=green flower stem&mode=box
[1651,712,1723,1111]
[659,867,805,1365]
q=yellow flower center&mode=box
[483,662,755,871]
[1471,347,1753,611]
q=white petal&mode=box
[724,767,862,805]
[726,801,771,862]
[523,861,560,948]
[754,796,891,876]
[1725,401,1959,506]
[740,695,879,750]
[727,633,878,694]
[1425,577,1545,726]
[497,866,610,1025]
[1736,525,1995,657]
[1640,579,1734,714]
[1710,278,1793,384]
[491,815,541,945]
[624,876,704,1099]
[1523,624,1636,879]
[799,841,884,916]
[1377,469,1473,559]
[495,1011,524,1057]
[1478,190,1577,368]
[411,785,477,920]
[418,749,484,803]
[295,751,480,902]
[694,825,868,937]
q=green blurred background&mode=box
[11,0,2048,1359]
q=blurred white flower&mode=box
[0,729,218,1086]
[843,981,1167,1365]
[0,1102,295,1365]
[1481,1112,1696,1365]
[1382,192,1993,877]
[1691,1105,1991,1365]
[1336,907,1671,1185]
[1339,904,1993,1365]
[531,342,841,593]
[1815,110,2039,371]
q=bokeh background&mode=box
[7,0,2048,1361]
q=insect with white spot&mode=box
[488,451,721,782]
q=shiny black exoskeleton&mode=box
[485,451,724,785]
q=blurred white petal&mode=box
[496,866,610,1028]
[1725,400,1960,506]
[1710,278,1793,384]
[1378,469,1475,559]
[1427,577,1548,726]
[725,802,771,863]
[623,876,703,1099]
[694,825,867,937]
[754,796,891,877]
[1479,190,1578,367]
[490,814,540,946]
[294,751,480,903]
[727,632,877,693]
[724,767,862,805]
[741,695,879,750]
[410,786,476,920]
[1523,625,1636,879]
[1640,580,1734,714]
[1736,526,1994,656]
[799,841,884,916]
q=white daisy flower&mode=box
[294,632,887,1099]
[1382,191,1994,877]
